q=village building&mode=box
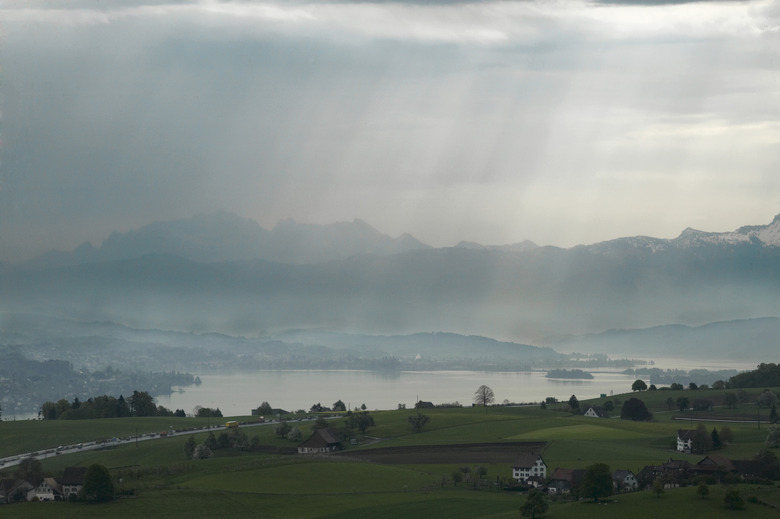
[583,406,608,418]
[27,477,62,501]
[61,466,87,500]
[297,428,342,454]
[512,452,547,483]
[677,429,696,453]
[0,479,34,504]
[612,469,638,492]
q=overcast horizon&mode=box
[1,0,779,263]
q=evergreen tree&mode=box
[711,428,722,449]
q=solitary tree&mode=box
[568,394,580,411]
[757,390,778,408]
[408,411,430,433]
[723,392,738,409]
[720,425,734,445]
[333,400,347,412]
[257,401,273,415]
[451,471,463,486]
[355,412,375,433]
[723,487,745,510]
[754,448,780,479]
[692,423,713,454]
[184,436,197,458]
[620,397,653,421]
[287,427,303,442]
[631,379,647,392]
[697,481,710,499]
[193,443,213,460]
[766,425,780,448]
[82,464,114,502]
[275,420,291,438]
[711,428,722,450]
[520,488,549,518]
[579,463,613,502]
[676,396,690,411]
[473,385,495,408]
[311,416,328,430]
[652,478,665,498]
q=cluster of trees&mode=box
[630,363,780,393]
[274,420,304,442]
[309,400,352,413]
[450,465,489,487]
[688,423,734,454]
[40,390,185,420]
[194,406,223,418]
[184,427,262,460]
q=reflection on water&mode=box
[155,370,637,416]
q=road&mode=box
[0,417,316,469]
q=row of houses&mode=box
[511,450,765,495]
[511,452,639,494]
[0,467,86,504]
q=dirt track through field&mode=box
[336,442,546,464]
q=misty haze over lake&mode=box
[1,1,778,419]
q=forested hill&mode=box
[729,363,780,388]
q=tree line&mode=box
[40,390,186,420]
[729,363,780,388]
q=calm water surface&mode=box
[156,370,637,415]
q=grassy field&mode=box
[1,391,778,518]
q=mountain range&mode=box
[3,212,780,359]
[23,211,431,267]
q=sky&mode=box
[1,0,779,262]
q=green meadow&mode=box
[1,390,779,518]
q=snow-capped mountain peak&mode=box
[672,214,780,248]
[582,213,780,254]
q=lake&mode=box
[155,369,637,416]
